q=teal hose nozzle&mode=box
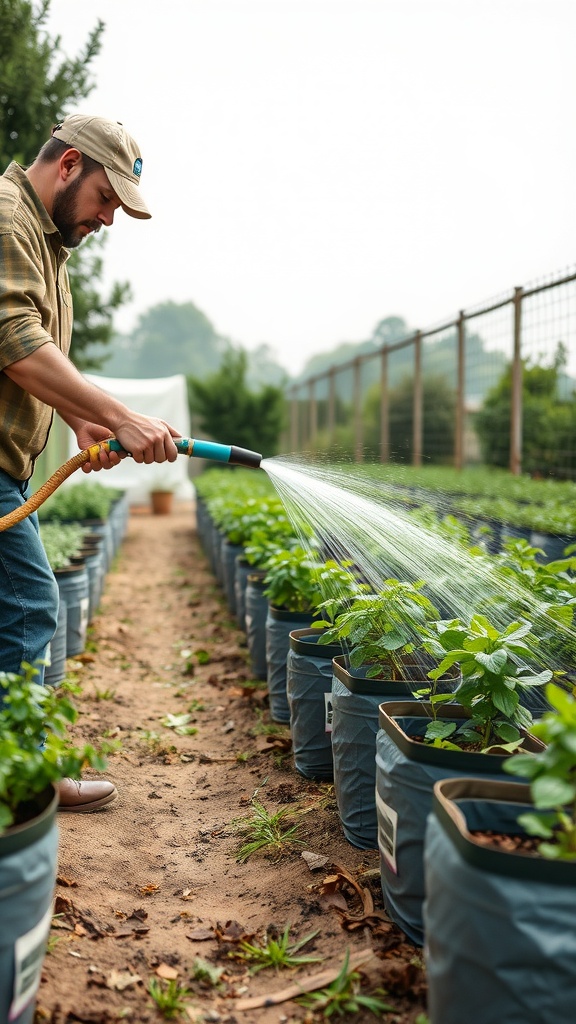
[106,437,262,469]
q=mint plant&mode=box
[505,682,576,859]
[317,579,440,679]
[422,614,552,750]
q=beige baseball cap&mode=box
[51,114,151,219]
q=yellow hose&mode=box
[0,442,109,533]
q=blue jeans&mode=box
[0,469,59,688]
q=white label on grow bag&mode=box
[9,903,53,1020]
[324,692,333,733]
[80,596,90,635]
[376,791,398,874]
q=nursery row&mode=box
[0,480,131,1024]
[38,482,130,681]
[195,466,576,1024]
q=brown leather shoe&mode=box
[57,777,118,812]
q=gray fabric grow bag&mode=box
[266,607,316,723]
[375,702,543,946]
[55,564,90,657]
[331,656,445,850]
[244,573,268,680]
[424,777,576,1024]
[44,600,67,688]
[0,787,58,1024]
[286,628,342,780]
[234,556,252,631]
[221,541,243,616]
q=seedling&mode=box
[147,977,191,1019]
[423,614,551,751]
[249,711,284,737]
[231,923,322,974]
[296,949,393,1017]
[234,800,304,862]
[505,682,576,859]
[187,699,206,713]
[190,956,224,988]
[93,685,117,701]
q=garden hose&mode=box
[0,437,262,533]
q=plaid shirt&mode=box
[0,162,72,480]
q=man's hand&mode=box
[113,416,180,464]
[74,423,124,473]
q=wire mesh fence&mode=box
[286,266,576,479]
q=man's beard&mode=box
[52,175,101,248]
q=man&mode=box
[0,114,180,811]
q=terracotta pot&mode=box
[150,491,173,515]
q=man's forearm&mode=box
[4,342,130,430]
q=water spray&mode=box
[0,436,262,532]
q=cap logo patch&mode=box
[133,157,142,177]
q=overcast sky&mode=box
[45,0,576,374]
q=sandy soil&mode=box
[35,501,427,1024]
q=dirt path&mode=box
[36,502,427,1024]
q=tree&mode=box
[188,348,285,458]
[67,236,132,371]
[0,0,103,168]
[0,1,133,369]
[362,373,457,464]
[117,300,230,379]
[475,344,576,476]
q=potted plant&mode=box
[315,579,452,849]
[423,682,576,1024]
[149,481,176,516]
[0,663,108,1024]
[241,518,299,681]
[287,559,368,781]
[375,613,550,945]
[40,521,91,661]
[261,544,325,723]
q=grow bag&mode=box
[0,786,58,1024]
[286,628,342,780]
[79,544,105,623]
[244,572,268,680]
[331,656,448,850]
[424,777,576,1024]
[221,541,243,616]
[266,606,317,723]
[54,563,90,657]
[234,556,252,632]
[530,530,571,562]
[375,701,543,946]
[44,601,67,688]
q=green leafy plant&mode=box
[317,578,440,679]
[40,522,87,569]
[296,949,393,1017]
[234,799,304,862]
[0,663,109,832]
[262,545,324,613]
[311,559,369,627]
[160,712,198,736]
[190,956,225,988]
[423,615,552,751]
[231,923,322,973]
[147,977,191,1019]
[505,682,576,859]
[38,481,114,523]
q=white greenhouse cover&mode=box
[67,374,195,504]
